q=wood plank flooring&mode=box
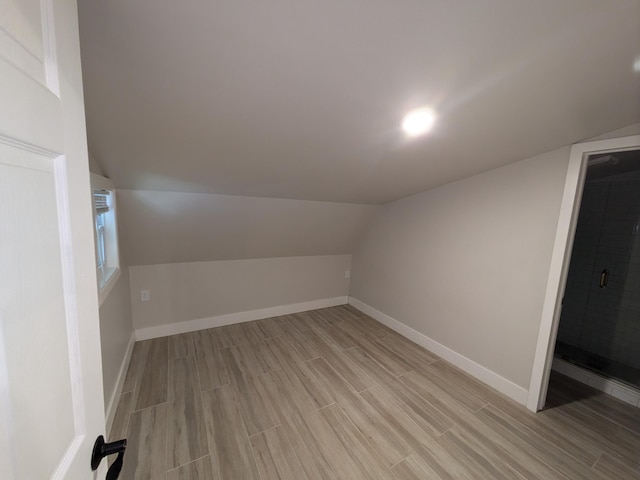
[111,305,640,479]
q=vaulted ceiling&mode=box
[78,0,640,205]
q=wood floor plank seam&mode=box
[167,356,209,469]
[129,400,169,414]
[248,423,282,439]
[165,455,215,480]
[133,337,169,411]
[337,391,414,471]
[387,455,412,471]
[165,452,211,471]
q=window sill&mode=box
[98,267,121,307]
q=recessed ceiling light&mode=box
[402,108,436,136]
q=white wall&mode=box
[117,190,377,339]
[88,172,134,428]
[98,269,133,415]
[117,189,380,266]
[129,255,351,338]
[88,152,104,176]
[350,147,571,392]
[350,124,640,403]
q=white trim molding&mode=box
[348,297,529,406]
[527,135,640,412]
[134,296,349,340]
[104,332,135,438]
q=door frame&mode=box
[527,134,640,412]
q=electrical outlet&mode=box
[344,270,351,279]
[141,289,150,302]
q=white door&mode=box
[0,0,107,478]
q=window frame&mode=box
[90,173,121,306]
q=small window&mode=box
[91,174,120,304]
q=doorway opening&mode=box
[527,134,640,412]
[553,149,640,403]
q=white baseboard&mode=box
[105,332,135,437]
[134,296,349,341]
[552,358,640,407]
[348,297,529,406]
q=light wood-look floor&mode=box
[110,305,640,479]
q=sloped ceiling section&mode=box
[117,190,380,266]
[79,0,640,205]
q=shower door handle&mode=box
[599,269,609,288]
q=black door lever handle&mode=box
[91,435,127,480]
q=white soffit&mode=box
[78,0,640,205]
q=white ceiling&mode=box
[78,0,640,205]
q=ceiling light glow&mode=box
[402,108,436,136]
[634,56,640,73]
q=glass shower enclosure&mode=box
[555,149,640,390]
